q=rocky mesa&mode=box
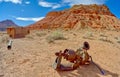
[28,4,120,30]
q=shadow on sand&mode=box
[56,62,119,77]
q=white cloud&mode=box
[52,4,61,9]
[39,1,52,7]
[25,1,30,4]
[38,0,107,9]
[1,0,22,4]
[16,17,44,22]
[62,0,107,6]
[38,1,61,9]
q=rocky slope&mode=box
[28,4,120,30]
[0,19,18,31]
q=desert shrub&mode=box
[36,32,46,37]
[0,35,9,43]
[83,32,94,40]
[46,36,54,43]
[99,36,113,44]
[99,33,107,37]
[46,30,66,43]
[51,31,66,40]
[25,34,34,39]
[115,37,120,43]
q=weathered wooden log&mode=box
[7,40,13,50]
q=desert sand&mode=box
[0,29,120,77]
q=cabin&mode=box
[7,27,30,38]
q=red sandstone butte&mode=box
[27,4,120,30]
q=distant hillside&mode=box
[0,19,18,31]
[28,4,120,30]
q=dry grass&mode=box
[99,36,113,44]
[82,31,94,40]
[46,30,66,43]
[99,32,107,37]
[0,34,9,43]
[25,34,34,39]
[36,32,47,37]
[115,36,120,43]
[25,30,47,39]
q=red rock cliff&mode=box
[28,4,120,30]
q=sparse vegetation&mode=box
[115,36,120,43]
[36,32,46,37]
[25,34,34,39]
[83,31,94,40]
[46,30,66,43]
[46,36,54,43]
[0,35,9,43]
[98,31,114,44]
[99,32,107,37]
[99,36,113,44]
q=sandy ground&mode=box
[0,29,120,77]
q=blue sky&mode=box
[0,0,120,26]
